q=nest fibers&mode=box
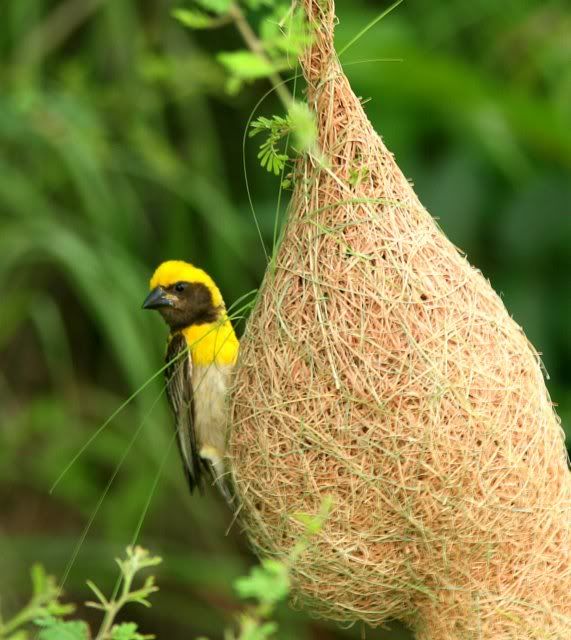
[229,1,571,637]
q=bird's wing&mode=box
[165,332,204,493]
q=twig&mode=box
[228,2,293,108]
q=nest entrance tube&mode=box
[229,1,571,638]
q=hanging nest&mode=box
[229,1,571,638]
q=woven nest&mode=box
[229,1,571,638]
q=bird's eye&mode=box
[174,282,186,293]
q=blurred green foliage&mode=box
[0,1,569,639]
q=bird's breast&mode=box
[192,363,233,454]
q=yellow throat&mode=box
[181,318,239,367]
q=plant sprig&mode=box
[249,101,318,176]
[172,1,310,103]
[174,2,320,176]
[249,114,292,175]
[0,547,161,640]
[86,546,162,640]
[219,495,333,640]
[0,564,75,640]
[1,497,332,640]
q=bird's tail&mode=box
[200,446,234,506]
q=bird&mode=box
[142,260,238,502]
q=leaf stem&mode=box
[1,606,37,636]
[93,576,130,640]
[92,548,160,640]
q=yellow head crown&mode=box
[149,260,225,309]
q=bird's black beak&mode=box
[142,286,174,310]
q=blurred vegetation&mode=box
[0,1,569,639]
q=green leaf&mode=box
[292,511,320,533]
[249,116,273,136]
[249,113,293,174]
[217,51,277,80]
[46,601,76,617]
[34,615,56,628]
[292,495,334,535]
[195,0,231,13]
[225,76,243,95]
[242,0,273,8]
[111,622,150,640]
[85,579,109,607]
[171,9,218,30]
[348,166,369,187]
[234,559,290,606]
[6,632,29,640]
[288,101,317,153]
[36,620,89,640]
[238,616,278,640]
[121,546,162,572]
[31,564,48,597]
[260,6,311,58]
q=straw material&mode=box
[229,1,571,637]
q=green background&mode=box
[0,0,569,638]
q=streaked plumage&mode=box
[143,260,238,501]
